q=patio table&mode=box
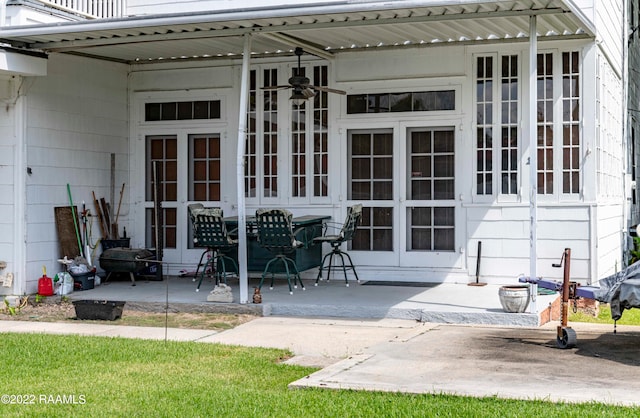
[223,214,331,273]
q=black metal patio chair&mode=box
[255,208,305,294]
[188,204,238,292]
[313,204,363,287]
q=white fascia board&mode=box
[0,49,46,76]
[561,0,597,37]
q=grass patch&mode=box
[0,333,635,417]
[569,304,640,326]
[107,311,256,330]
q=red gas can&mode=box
[38,266,54,297]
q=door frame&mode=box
[398,120,464,268]
[337,117,465,269]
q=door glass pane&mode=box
[349,130,393,201]
[146,135,177,202]
[351,206,393,251]
[407,128,455,252]
[189,134,221,201]
[146,208,177,249]
[349,130,394,252]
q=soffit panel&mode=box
[0,1,594,64]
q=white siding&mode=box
[465,205,592,283]
[0,77,17,295]
[594,0,624,75]
[592,47,625,282]
[596,203,625,279]
[22,54,128,294]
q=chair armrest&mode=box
[293,226,312,248]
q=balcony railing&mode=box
[39,0,126,19]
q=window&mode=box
[245,64,332,201]
[501,55,519,194]
[245,70,257,198]
[263,68,278,198]
[313,65,329,197]
[145,100,221,121]
[347,90,455,114]
[475,54,519,197]
[291,67,307,198]
[476,56,493,195]
[537,53,554,194]
[562,51,580,194]
[536,51,581,196]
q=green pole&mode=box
[67,184,83,258]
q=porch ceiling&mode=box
[0,0,594,64]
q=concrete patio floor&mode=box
[67,273,559,327]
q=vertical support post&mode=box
[559,248,571,331]
[153,161,163,281]
[236,34,252,304]
[529,15,538,313]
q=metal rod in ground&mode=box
[469,240,487,286]
[153,161,163,281]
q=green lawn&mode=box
[569,304,640,325]
[0,333,635,417]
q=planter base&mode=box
[73,300,125,320]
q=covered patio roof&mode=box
[0,0,596,305]
[0,0,595,64]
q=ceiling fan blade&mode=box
[310,85,346,95]
[261,85,292,90]
[302,88,316,98]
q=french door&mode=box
[399,127,461,268]
[346,125,461,269]
[141,130,230,266]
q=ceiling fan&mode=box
[262,47,346,101]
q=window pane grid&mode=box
[145,137,177,249]
[537,53,554,194]
[408,207,454,251]
[347,90,455,113]
[410,130,454,201]
[501,55,518,195]
[291,67,307,198]
[263,68,278,198]
[351,206,393,251]
[189,134,221,201]
[313,65,329,197]
[146,136,177,202]
[349,132,393,201]
[562,51,580,194]
[476,56,493,195]
[145,100,221,121]
[146,208,176,249]
[245,69,257,198]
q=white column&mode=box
[13,78,26,295]
[529,15,538,313]
[236,34,251,304]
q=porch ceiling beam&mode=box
[10,7,584,53]
[260,32,335,60]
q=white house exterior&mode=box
[0,0,634,304]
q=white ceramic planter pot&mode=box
[498,285,530,313]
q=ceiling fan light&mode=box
[290,89,309,106]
